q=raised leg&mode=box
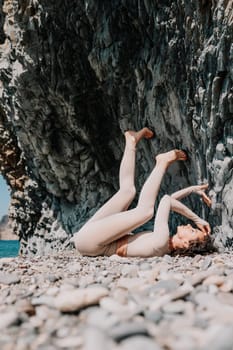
[87,128,154,224]
[74,149,187,256]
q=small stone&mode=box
[54,287,108,312]
[16,299,35,316]
[171,283,194,300]
[78,275,96,287]
[149,279,181,293]
[144,310,163,324]
[162,255,173,263]
[31,295,55,307]
[120,336,162,350]
[170,335,198,350]
[46,286,60,296]
[189,270,215,286]
[203,275,225,286]
[194,292,217,306]
[0,311,19,329]
[138,268,160,283]
[85,307,119,330]
[61,277,80,287]
[0,258,15,266]
[162,300,187,314]
[200,257,212,270]
[201,324,233,350]
[219,279,233,292]
[83,326,114,350]
[217,292,233,306]
[192,316,209,329]
[121,265,138,277]
[208,284,219,295]
[109,322,149,341]
[117,277,144,290]
[100,296,138,316]
[139,262,152,271]
[112,287,128,304]
[150,283,193,311]
[53,336,83,348]
[66,262,82,273]
[0,273,21,285]
[108,255,131,263]
[47,274,60,283]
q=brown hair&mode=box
[171,234,216,256]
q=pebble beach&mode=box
[1,250,233,350]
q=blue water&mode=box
[0,240,20,258]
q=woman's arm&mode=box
[170,197,211,234]
[171,184,212,207]
[171,186,194,200]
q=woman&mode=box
[74,128,212,257]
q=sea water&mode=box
[0,240,20,258]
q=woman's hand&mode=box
[192,184,212,207]
[196,219,211,235]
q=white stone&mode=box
[54,287,109,312]
[0,311,19,329]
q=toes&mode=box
[180,150,188,160]
[143,128,154,139]
[175,150,188,161]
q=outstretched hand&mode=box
[193,184,212,207]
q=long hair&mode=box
[171,235,217,256]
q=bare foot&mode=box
[156,149,188,165]
[125,127,154,146]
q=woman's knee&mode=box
[119,186,136,202]
[136,204,154,222]
[161,194,171,202]
[73,233,98,256]
[73,234,86,253]
[159,194,172,208]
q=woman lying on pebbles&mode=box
[74,128,212,258]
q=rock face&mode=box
[0,215,18,240]
[0,0,232,254]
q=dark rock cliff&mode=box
[0,0,232,254]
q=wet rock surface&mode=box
[1,250,233,349]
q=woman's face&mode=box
[172,224,206,249]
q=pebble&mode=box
[53,336,83,348]
[109,322,149,341]
[144,310,163,323]
[54,286,109,312]
[149,279,181,293]
[119,336,162,350]
[203,274,225,286]
[0,311,20,329]
[0,272,21,285]
[200,324,233,350]
[83,326,114,350]
[162,300,187,314]
[1,250,233,349]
